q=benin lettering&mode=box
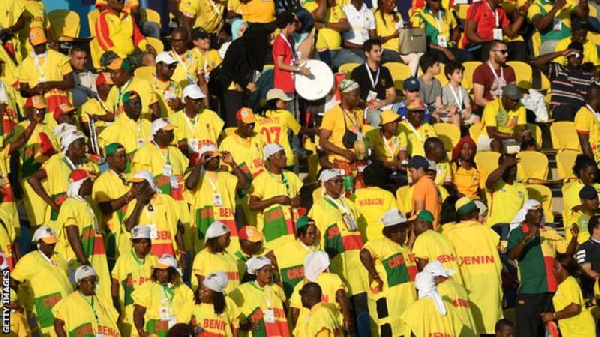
[460,255,495,265]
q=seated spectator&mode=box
[424,137,453,190]
[374,0,422,75]
[366,110,409,172]
[342,0,376,56]
[531,41,594,121]
[411,0,473,63]
[417,53,444,120]
[465,0,528,61]
[350,39,396,127]
[442,61,478,128]
[529,0,591,55]
[315,0,363,69]
[554,19,598,66]
[395,77,423,121]
[451,137,484,200]
[70,47,97,108]
[398,98,437,157]
[562,154,600,220]
[477,83,529,152]
[485,154,527,227]
[564,185,598,244]
[472,40,516,112]
[575,85,600,164]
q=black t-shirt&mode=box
[576,238,600,298]
[351,63,394,101]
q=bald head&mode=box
[300,282,322,309]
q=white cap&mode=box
[304,251,330,282]
[205,220,230,241]
[156,254,181,274]
[246,256,271,275]
[199,143,218,157]
[427,159,437,172]
[203,271,229,293]
[54,123,77,139]
[156,51,177,65]
[183,84,206,100]
[381,208,407,227]
[131,225,153,239]
[32,226,58,243]
[423,261,455,278]
[61,131,85,154]
[151,118,176,137]
[318,169,343,183]
[75,265,97,283]
[264,143,284,160]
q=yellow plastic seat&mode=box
[433,123,460,152]
[516,151,548,181]
[526,184,554,223]
[469,123,482,142]
[507,61,533,90]
[434,63,448,86]
[338,62,361,75]
[474,151,501,179]
[384,62,412,91]
[462,61,482,92]
[527,123,543,149]
[550,122,581,151]
[48,10,81,42]
[556,149,580,181]
[141,8,161,28]
[455,4,469,21]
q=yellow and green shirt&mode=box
[575,105,600,164]
[52,291,120,337]
[191,248,241,292]
[271,239,315,297]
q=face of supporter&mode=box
[325,176,343,197]
[70,50,88,72]
[582,197,599,211]
[382,119,399,134]
[268,150,287,170]
[203,152,221,170]
[495,325,515,337]
[79,276,98,295]
[218,232,232,249]
[195,37,210,51]
[171,30,189,54]
[79,178,93,197]
[459,141,475,162]
[132,238,151,256]
[501,96,519,111]
[567,50,584,69]
[429,141,446,161]
[341,88,361,109]
[237,23,247,38]
[299,224,318,246]
[365,44,382,64]
[125,96,142,120]
[56,112,75,126]
[525,206,543,225]
[155,128,175,147]
[107,149,127,172]
[133,180,152,196]
[199,283,214,303]
[572,29,588,44]
[403,88,420,101]
[33,43,46,55]
[409,167,425,180]
[492,44,508,64]
[382,0,396,12]
[143,53,156,67]
[241,239,262,255]
[157,62,176,79]
[579,165,597,184]
[97,82,114,98]
[38,240,56,257]
[107,0,125,11]
[427,0,441,10]
[255,264,274,285]
[275,99,288,110]
[450,69,463,84]
[68,138,87,159]
[155,268,169,284]
[111,69,130,86]
[413,219,430,236]
[237,121,255,137]
[407,109,424,125]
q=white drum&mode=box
[295,60,334,101]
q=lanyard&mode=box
[204,171,219,193]
[161,284,175,306]
[111,169,128,185]
[427,9,443,32]
[38,250,57,266]
[63,156,79,170]
[131,248,146,265]
[324,196,351,215]
[487,62,504,83]
[365,63,380,90]
[341,107,359,128]
[153,141,170,164]
[117,79,133,112]
[33,52,48,78]
[250,281,273,308]
[269,171,291,196]
[486,1,499,28]
[79,292,99,325]
[449,85,463,110]
[405,121,424,142]
[184,109,198,134]
[279,34,296,62]
[381,131,398,159]
[171,51,190,73]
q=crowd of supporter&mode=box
[0,0,599,336]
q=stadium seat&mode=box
[338,63,361,75]
[508,61,533,90]
[556,149,580,182]
[469,123,482,142]
[395,185,412,215]
[526,184,554,223]
[384,62,412,91]
[550,122,581,151]
[433,123,460,152]
[474,151,500,180]
[527,123,543,149]
[516,151,548,181]
[141,8,162,28]
[434,63,449,86]
[455,4,469,21]
[48,10,82,42]
[462,61,482,92]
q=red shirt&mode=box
[466,1,510,43]
[472,62,516,107]
[272,34,295,93]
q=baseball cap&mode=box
[122,91,139,104]
[238,226,264,242]
[156,52,177,65]
[296,216,315,231]
[381,208,408,227]
[25,95,46,109]
[406,98,426,111]
[236,107,256,124]
[151,118,176,136]
[53,102,77,120]
[205,221,230,240]
[29,27,47,46]
[407,155,429,169]
[74,265,97,283]
[455,197,478,215]
[403,77,420,92]
[502,83,521,101]
[379,110,400,126]
[580,185,598,200]
[107,58,132,71]
[339,79,360,93]
[199,143,219,157]
[131,225,153,239]
[266,89,292,102]
[264,143,284,160]
[130,170,153,184]
[192,28,210,40]
[155,254,180,274]
[105,143,125,157]
[32,226,58,244]
[318,169,343,182]
[183,84,206,100]
[416,210,434,223]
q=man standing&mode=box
[408,156,441,229]
[350,39,396,127]
[485,154,528,228]
[576,215,600,301]
[575,85,600,164]
[507,202,579,337]
[70,47,97,108]
[152,52,184,118]
[472,40,516,112]
[443,197,503,336]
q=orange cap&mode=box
[29,27,48,46]
[236,107,256,124]
[25,95,47,109]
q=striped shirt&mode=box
[544,62,594,108]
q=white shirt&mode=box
[342,3,376,45]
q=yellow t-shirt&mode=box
[106,77,158,119]
[52,291,120,337]
[350,186,396,242]
[480,99,527,137]
[11,250,73,332]
[19,0,50,60]
[191,248,241,291]
[562,182,600,219]
[195,49,223,74]
[152,76,182,118]
[485,179,528,227]
[257,110,302,167]
[443,220,503,335]
[271,239,315,297]
[316,5,346,51]
[239,0,275,23]
[289,273,346,311]
[251,170,303,250]
[131,142,189,198]
[8,311,29,337]
[400,298,467,337]
[362,237,418,336]
[555,38,599,66]
[553,276,596,337]
[320,104,364,162]
[306,303,343,337]
[435,160,453,186]
[179,0,226,33]
[575,105,600,164]
[397,121,437,157]
[180,303,234,337]
[219,132,266,179]
[168,49,202,89]
[365,128,408,164]
[564,211,591,244]
[131,281,195,336]
[411,8,457,47]
[451,162,485,199]
[437,280,478,336]
[373,9,401,51]
[171,109,224,152]
[412,229,464,285]
[17,49,72,88]
[80,96,112,131]
[98,114,153,155]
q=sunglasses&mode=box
[493,49,508,55]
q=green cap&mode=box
[456,200,478,215]
[122,91,139,105]
[105,143,125,157]
[296,216,314,232]
[417,210,434,223]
